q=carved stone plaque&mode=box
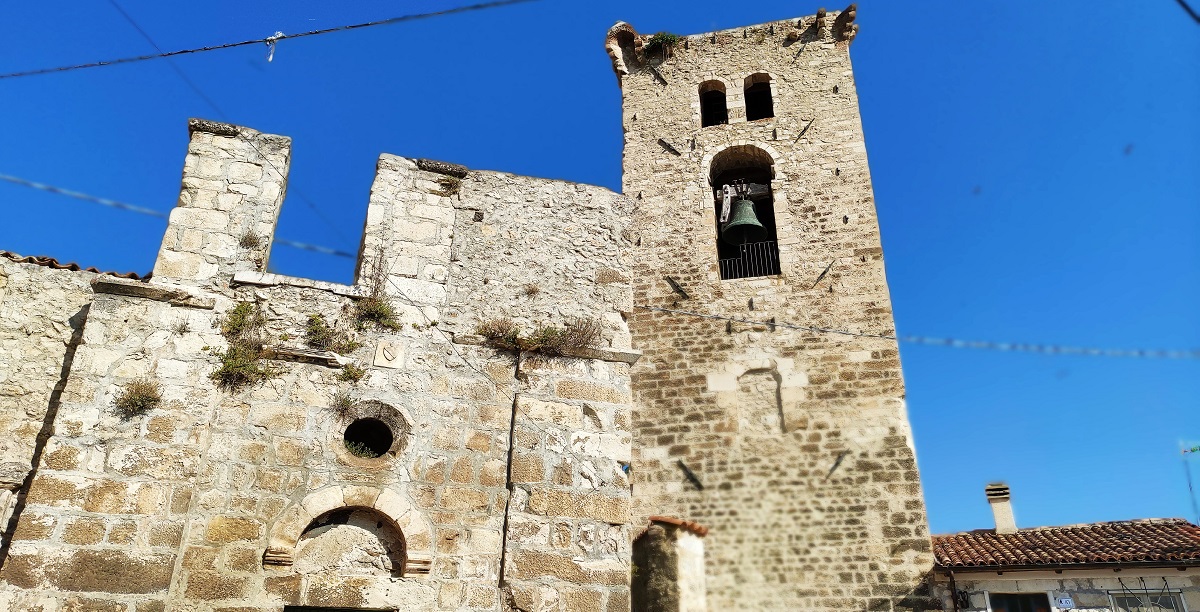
[373,342,404,369]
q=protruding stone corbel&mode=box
[262,546,294,567]
[833,4,859,43]
[92,276,216,309]
[405,555,432,576]
[262,346,347,368]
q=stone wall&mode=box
[612,11,934,612]
[0,261,94,552]
[0,119,636,612]
[932,569,1200,612]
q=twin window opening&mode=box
[700,74,774,127]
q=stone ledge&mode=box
[231,271,369,298]
[415,158,469,178]
[92,276,215,309]
[456,334,641,365]
[188,117,240,137]
[263,346,348,368]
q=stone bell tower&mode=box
[608,8,936,611]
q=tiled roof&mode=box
[649,515,710,538]
[933,519,1200,569]
[1,250,144,279]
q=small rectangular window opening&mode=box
[700,81,728,127]
[987,593,1051,612]
[744,77,774,121]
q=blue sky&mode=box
[1,1,1197,534]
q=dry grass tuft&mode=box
[238,230,264,249]
[477,317,601,356]
[476,317,520,350]
[113,378,162,418]
[330,389,357,420]
[434,176,461,197]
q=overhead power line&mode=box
[0,0,538,80]
[1176,0,1200,23]
[105,0,350,243]
[637,305,1200,360]
[0,172,167,219]
[0,171,355,259]
[3,171,1195,360]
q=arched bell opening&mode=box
[709,145,781,280]
[699,81,728,127]
[292,507,407,578]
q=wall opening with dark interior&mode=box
[744,73,774,121]
[699,81,728,127]
[344,418,393,458]
[710,145,781,280]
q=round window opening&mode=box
[343,418,393,459]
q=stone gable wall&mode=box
[0,119,636,612]
[0,261,95,554]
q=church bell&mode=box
[720,199,768,245]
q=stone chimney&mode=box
[986,482,1017,534]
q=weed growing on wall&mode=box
[330,389,357,421]
[113,377,162,418]
[476,317,601,356]
[354,246,402,331]
[210,302,278,391]
[338,363,366,383]
[238,230,264,249]
[434,175,461,197]
[644,32,680,59]
[305,314,361,354]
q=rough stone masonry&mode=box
[0,7,934,612]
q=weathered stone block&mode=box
[184,571,250,600]
[205,516,262,543]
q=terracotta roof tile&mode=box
[648,515,710,538]
[933,518,1200,569]
[1,250,145,279]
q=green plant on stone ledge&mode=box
[305,313,362,354]
[644,32,681,58]
[210,301,278,391]
[113,377,162,418]
[476,317,601,357]
[338,363,366,383]
[354,246,403,331]
[354,296,402,331]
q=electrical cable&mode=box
[3,171,1196,360]
[0,0,538,80]
[105,0,352,244]
[636,305,1200,360]
[0,171,354,259]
